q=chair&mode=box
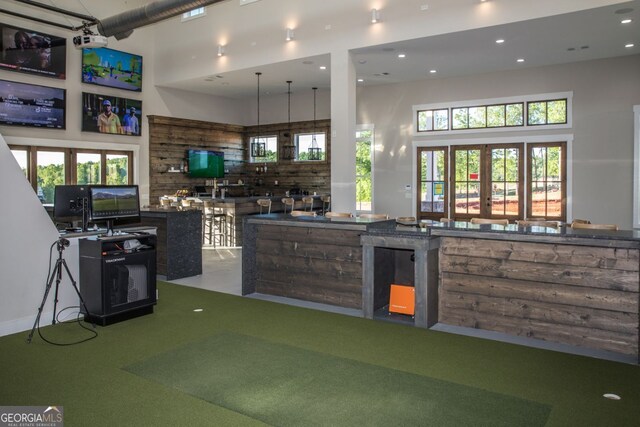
[571,222,618,231]
[160,198,172,208]
[202,200,227,247]
[281,197,295,214]
[470,218,509,225]
[325,212,352,218]
[302,196,314,212]
[290,210,317,217]
[358,213,389,220]
[321,195,331,215]
[516,220,559,228]
[396,216,416,222]
[180,199,193,210]
[439,218,454,223]
[257,199,272,214]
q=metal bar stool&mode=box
[281,197,294,214]
[321,195,331,215]
[302,196,314,212]
[257,199,272,214]
[203,201,227,247]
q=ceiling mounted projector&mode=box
[72,34,108,49]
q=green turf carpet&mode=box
[125,332,551,426]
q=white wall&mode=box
[356,55,640,227]
[0,134,61,336]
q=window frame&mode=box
[293,131,327,163]
[249,135,278,163]
[413,92,572,136]
[526,142,567,221]
[181,7,206,22]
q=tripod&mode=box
[27,238,94,344]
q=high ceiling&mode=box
[166,1,639,99]
[0,0,637,99]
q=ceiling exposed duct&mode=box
[96,0,227,40]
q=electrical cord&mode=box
[33,239,98,346]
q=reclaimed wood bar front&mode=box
[243,217,640,363]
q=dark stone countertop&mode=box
[369,220,640,248]
[244,213,396,231]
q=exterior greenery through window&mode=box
[249,136,278,163]
[356,129,372,212]
[416,142,566,222]
[417,98,566,132]
[9,145,132,204]
[294,132,326,161]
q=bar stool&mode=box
[470,217,509,225]
[291,210,317,217]
[257,199,272,214]
[202,200,227,247]
[281,197,294,214]
[302,196,314,212]
[321,195,331,215]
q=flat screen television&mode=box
[89,185,140,234]
[82,92,141,136]
[188,149,224,178]
[53,185,89,231]
[0,79,66,129]
[0,23,66,79]
[81,47,142,92]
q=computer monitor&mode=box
[53,185,89,231]
[88,185,140,235]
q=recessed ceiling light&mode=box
[193,308,203,312]
[567,47,576,51]
[358,59,367,64]
[496,39,505,44]
[398,53,406,58]
[302,60,314,65]
[319,65,327,70]
[357,78,364,82]
[614,8,634,14]
[580,45,589,50]
[517,58,525,63]
[625,43,635,48]
[621,18,633,24]
[429,69,437,74]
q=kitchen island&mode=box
[243,216,640,363]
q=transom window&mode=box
[182,7,205,21]
[415,92,571,134]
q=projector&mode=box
[72,34,108,49]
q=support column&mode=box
[330,49,357,214]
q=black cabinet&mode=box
[79,233,157,326]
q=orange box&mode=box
[389,284,415,315]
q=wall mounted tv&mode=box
[82,47,142,92]
[0,23,66,79]
[82,92,142,136]
[188,149,224,178]
[0,79,66,129]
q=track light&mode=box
[286,28,294,41]
[371,8,380,24]
[217,45,225,57]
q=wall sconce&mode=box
[371,8,380,24]
[286,28,294,41]
[217,45,225,57]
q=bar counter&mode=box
[243,215,640,363]
[139,208,202,280]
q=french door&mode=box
[417,147,448,221]
[451,144,524,221]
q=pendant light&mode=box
[251,72,266,158]
[308,87,322,160]
[281,80,296,160]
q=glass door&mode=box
[451,144,523,220]
[417,147,448,221]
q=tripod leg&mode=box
[51,258,64,325]
[27,262,60,343]
[60,258,95,327]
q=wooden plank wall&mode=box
[148,116,331,204]
[438,237,640,356]
[244,119,331,196]
[255,224,362,308]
